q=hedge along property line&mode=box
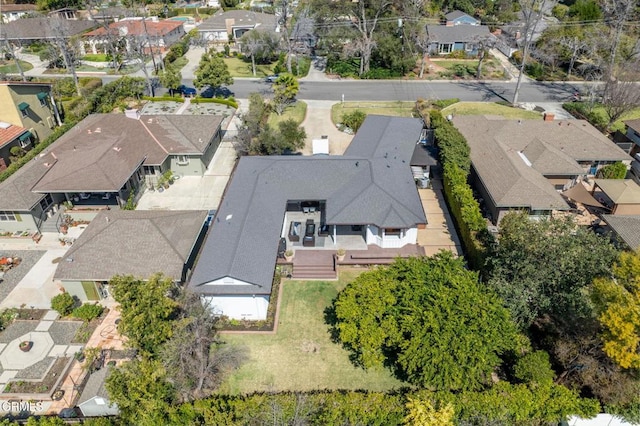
[142,95,185,103]
[429,110,488,270]
[192,97,238,109]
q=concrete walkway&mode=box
[299,100,353,155]
[489,48,530,83]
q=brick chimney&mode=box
[543,113,555,122]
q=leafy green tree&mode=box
[194,52,233,91]
[110,273,179,358]
[105,359,175,425]
[404,398,454,426]
[591,250,640,369]
[334,252,520,390]
[51,292,75,316]
[276,119,307,153]
[569,0,603,21]
[596,162,629,179]
[272,73,299,115]
[341,110,367,132]
[240,30,279,76]
[486,212,618,328]
[158,65,182,96]
[72,303,104,322]
[513,350,555,384]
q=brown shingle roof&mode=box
[625,119,640,134]
[84,19,183,37]
[0,17,97,41]
[452,116,631,210]
[54,210,208,281]
[0,154,52,211]
[30,114,223,193]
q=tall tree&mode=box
[486,212,618,328]
[601,69,640,129]
[333,252,520,391]
[271,73,299,115]
[48,17,81,96]
[240,30,279,76]
[194,52,233,91]
[512,0,557,105]
[162,294,246,402]
[158,65,182,96]
[602,0,636,73]
[110,273,179,358]
[591,251,640,369]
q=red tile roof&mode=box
[0,123,28,149]
[84,19,184,37]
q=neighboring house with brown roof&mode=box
[452,115,632,225]
[83,18,185,55]
[55,210,208,301]
[593,179,640,216]
[0,17,96,46]
[0,81,60,142]
[0,121,33,171]
[1,4,37,23]
[603,215,640,250]
[198,10,277,44]
[0,112,223,233]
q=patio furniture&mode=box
[79,193,91,200]
[318,224,331,237]
[303,219,316,247]
[288,221,301,242]
[277,238,287,258]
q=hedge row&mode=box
[192,97,238,108]
[142,95,185,103]
[562,102,608,132]
[429,109,488,270]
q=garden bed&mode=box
[3,357,71,396]
[71,309,109,344]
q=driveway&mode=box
[300,100,353,155]
[181,46,206,80]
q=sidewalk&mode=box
[489,48,529,83]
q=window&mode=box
[37,92,48,107]
[18,131,32,148]
[39,194,53,211]
[176,155,189,165]
[0,211,17,221]
[439,43,453,54]
[18,102,29,118]
[384,228,403,236]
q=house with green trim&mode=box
[0,81,61,142]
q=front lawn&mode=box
[331,101,415,125]
[218,270,405,394]
[82,54,109,62]
[0,60,33,74]
[170,55,188,71]
[441,102,543,119]
[267,101,307,127]
[223,57,275,78]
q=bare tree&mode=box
[85,0,123,71]
[162,293,247,402]
[474,34,497,79]
[601,70,640,129]
[275,0,294,73]
[512,0,557,105]
[602,0,636,73]
[414,28,431,79]
[350,0,392,76]
[49,17,81,96]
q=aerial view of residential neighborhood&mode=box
[0,0,639,424]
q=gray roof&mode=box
[77,367,112,407]
[55,210,207,282]
[198,10,277,32]
[445,10,479,23]
[1,17,96,41]
[189,116,426,295]
[603,215,640,250]
[426,24,490,44]
[0,155,49,211]
[30,114,222,193]
[453,116,631,210]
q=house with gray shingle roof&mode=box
[77,367,119,417]
[189,115,428,320]
[444,10,480,26]
[426,10,490,55]
[198,10,277,44]
[0,17,96,45]
[602,215,640,251]
[55,210,208,301]
[0,113,223,233]
[452,115,632,225]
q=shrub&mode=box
[562,102,608,131]
[342,110,367,132]
[596,162,628,179]
[72,303,104,322]
[514,351,555,384]
[51,292,76,316]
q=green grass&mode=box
[431,59,479,69]
[441,102,543,119]
[218,270,405,394]
[82,54,109,62]
[0,60,33,74]
[331,101,416,125]
[170,56,188,71]
[582,105,640,133]
[223,57,276,78]
[268,101,307,127]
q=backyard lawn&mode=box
[331,101,415,125]
[218,270,405,394]
[441,102,543,119]
[223,57,276,78]
[267,101,307,127]
[0,60,33,74]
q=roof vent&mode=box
[0,122,11,129]
[226,214,233,221]
[113,147,121,152]
[125,109,140,120]
[65,257,73,262]
[94,127,101,133]
[147,118,153,124]
[87,129,92,134]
